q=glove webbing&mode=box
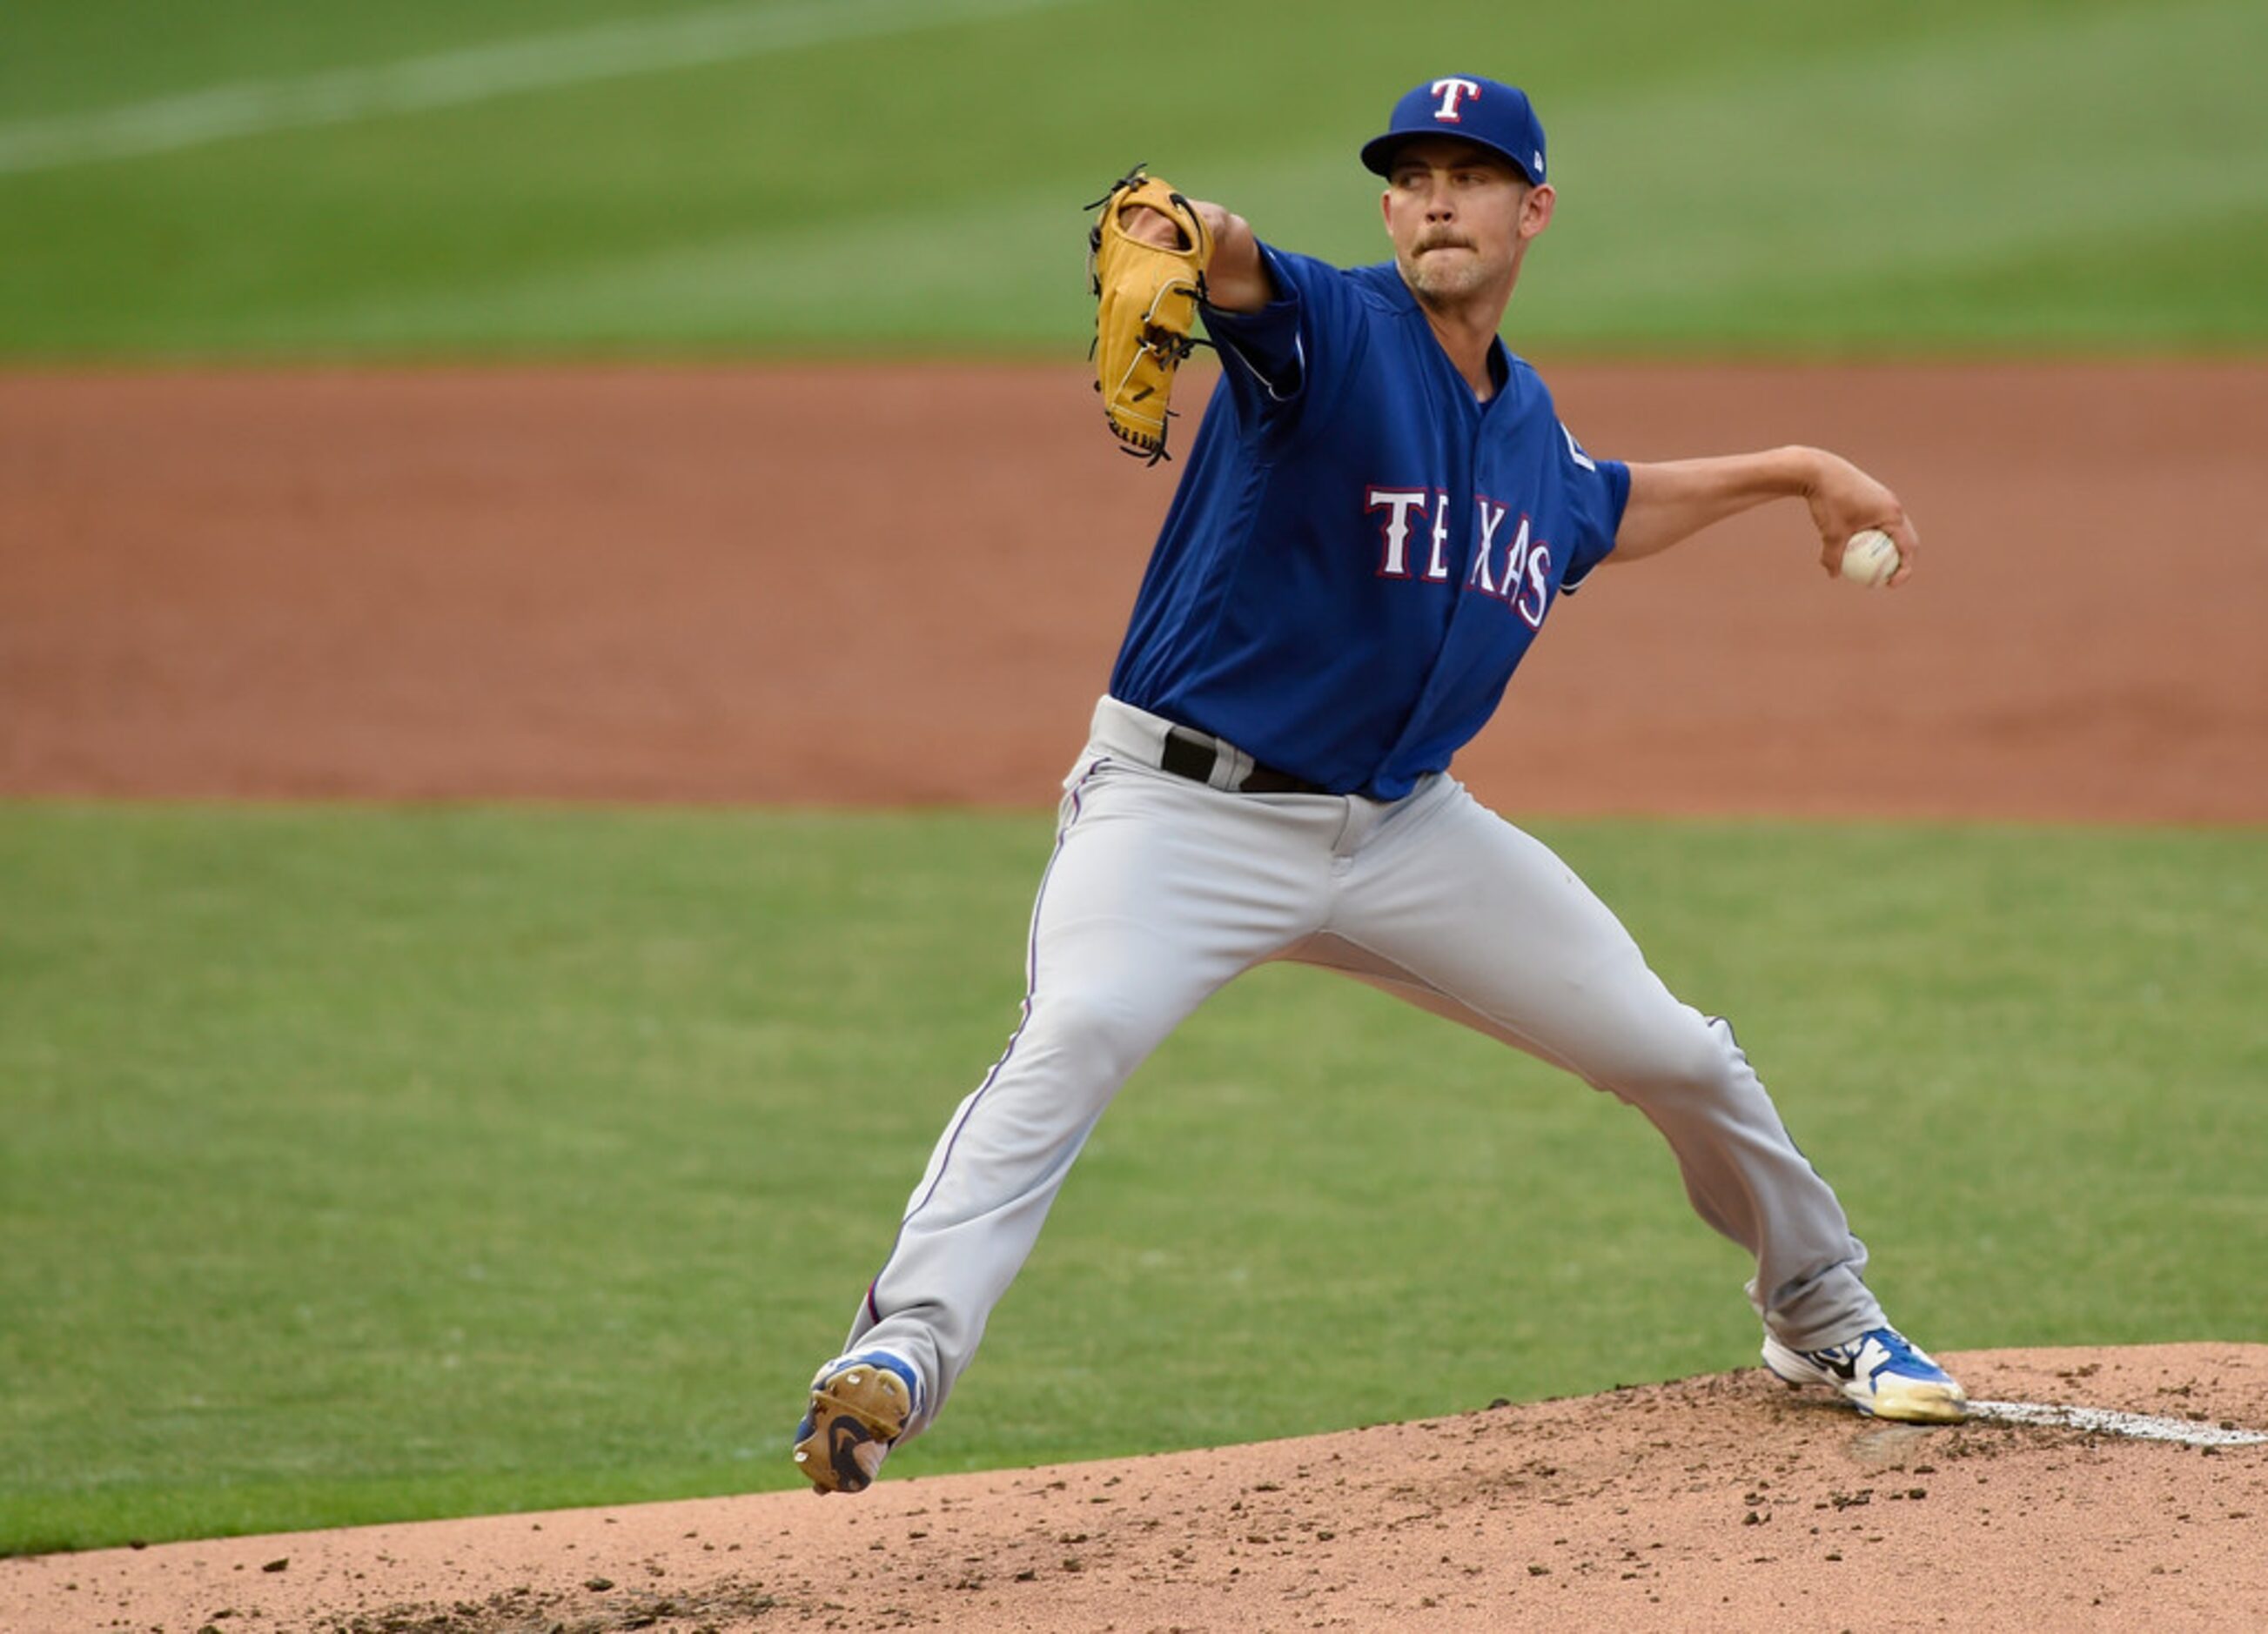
[1087,166,1213,465]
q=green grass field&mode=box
[3,0,2265,358]
[3,805,2262,1554]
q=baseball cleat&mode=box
[1761,1326,1968,1424]
[791,1352,919,1494]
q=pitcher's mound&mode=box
[5,1343,2262,1631]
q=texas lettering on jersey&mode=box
[1109,245,1631,798]
[1365,487,1553,628]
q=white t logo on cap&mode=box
[1430,77,1481,122]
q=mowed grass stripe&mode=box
[0,0,1098,175]
[120,0,2268,358]
[1517,0,2268,346]
[3,0,2263,353]
[1,803,2261,1551]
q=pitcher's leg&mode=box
[1325,780,1882,1348]
[839,761,1329,1436]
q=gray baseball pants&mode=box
[837,695,1883,1436]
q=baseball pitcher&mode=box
[794,74,1962,1496]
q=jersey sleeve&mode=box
[1198,244,1361,434]
[1555,420,1630,593]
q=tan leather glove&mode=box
[1086,168,1213,464]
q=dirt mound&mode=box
[5,1344,2261,1631]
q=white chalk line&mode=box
[1966,1400,2268,1447]
[0,0,1091,176]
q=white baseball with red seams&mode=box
[1840,527,1901,586]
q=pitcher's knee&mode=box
[1600,1008,1751,1106]
[1019,983,1168,1083]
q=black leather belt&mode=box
[1159,727,1333,795]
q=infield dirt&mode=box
[1,363,2264,1631]
[5,361,2265,821]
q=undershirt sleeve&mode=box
[1200,244,1337,425]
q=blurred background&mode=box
[3,0,2263,360]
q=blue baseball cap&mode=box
[1359,76,1547,184]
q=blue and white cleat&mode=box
[1761,1326,1968,1424]
[791,1351,921,1493]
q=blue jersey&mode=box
[1108,244,1631,800]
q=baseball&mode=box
[1839,528,1901,587]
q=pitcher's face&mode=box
[1380,137,1552,311]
